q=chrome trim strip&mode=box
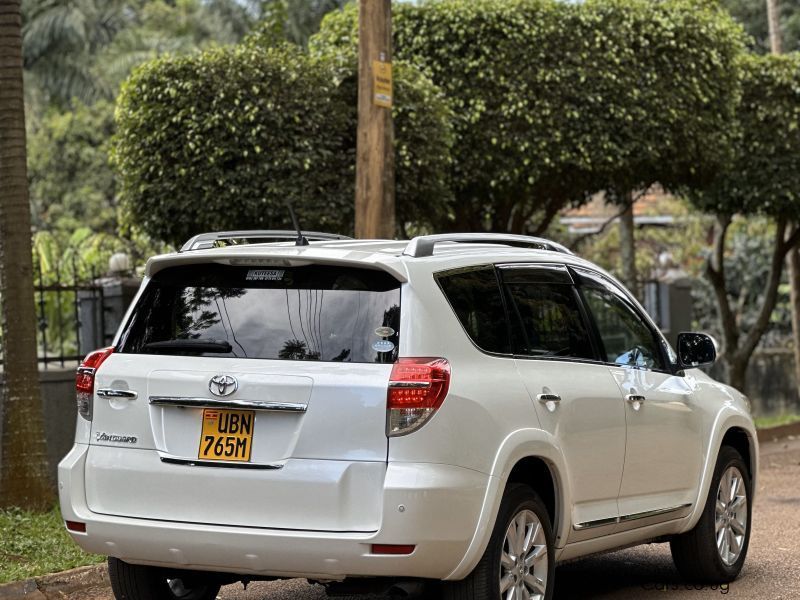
[574,504,692,531]
[97,389,138,399]
[160,457,283,470]
[388,381,431,389]
[77,367,95,376]
[149,396,307,412]
[573,516,618,531]
[619,503,692,523]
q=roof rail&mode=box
[180,230,352,252]
[403,233,573,258]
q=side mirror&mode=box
[676,332,717,369]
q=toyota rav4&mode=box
[59,231,757,600]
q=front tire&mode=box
[443,484,555,600]
[108,557,221,600]
[670,446,752,583]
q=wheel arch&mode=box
[444,429,570,581]
[720,426,755,481]
[681,412,758,534]
[506,456,560,535]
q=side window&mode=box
[502,270,594,360]
[436,267,510,354]
[579,282,665,370]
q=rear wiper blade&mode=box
[142,339,233,354]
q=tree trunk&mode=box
[765,0,800,398]
[787,248,800,395]
[0,0,54,508]
[726,357,749,395]
[705,215,800,391]
[766,0,782,54]
[618,193,637,296]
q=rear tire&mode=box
[670,446,752,583]
[442,484,555,600]
[108,557,221,600]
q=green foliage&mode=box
[313,0,746,232]
[112,43,453,244]
[687,53,800,220]
[21,0,351,112]
[28,101,117,236]
[27,100,163,270]
[0,506,102,583]
[753,413,800,428]
[720,0,800,53]
[21,0,262,111]
[21,0,133,107]
[690,217,792,347]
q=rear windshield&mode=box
[117,264,401,363]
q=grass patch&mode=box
[0,506,103,584]
[754,414,800,430]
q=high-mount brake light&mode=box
[387,358,450,437]
[76,347,115,421]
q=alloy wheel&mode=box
[500,509,548,600]
[715,465,748,566]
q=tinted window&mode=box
[579,281,664,370]
[117,264,400,363]
[436,267,510,354]
[504,277,594,360]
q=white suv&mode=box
[59,232,757,600]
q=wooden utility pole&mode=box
[767,0,782,54]
[355,0,395,239]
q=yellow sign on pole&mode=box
[372,60,393,108]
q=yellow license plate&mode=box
[198,408,255,462]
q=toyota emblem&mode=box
[209,375,238,397]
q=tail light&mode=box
[76,347,115,421]
[387,357,450,437]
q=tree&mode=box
[28,100,117,236]
[685,53,800,392]
[21,0,133,107]
[313,0,745,236]
[20,0,265,111]
[721,0,800,53]
[111,43,453,245]
[0,0,54,508]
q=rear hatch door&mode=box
[85,262,401,531]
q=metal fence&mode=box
[0,256,108,370]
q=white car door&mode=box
[574,267,704,528]
[499,264,627,542]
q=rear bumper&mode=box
[58,444,491,580]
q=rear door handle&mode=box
[625,394,646,403]
[537,393,562,403]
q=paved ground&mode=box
[62,437,800,600]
